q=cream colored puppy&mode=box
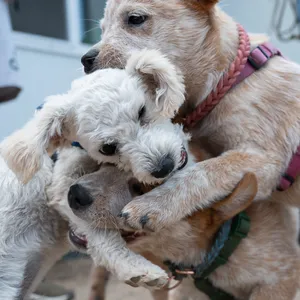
[83,0,300,232]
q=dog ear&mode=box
[212,173,257,222]
[185,0,219,12]
[126,49,185,118]
[0,95,72,184]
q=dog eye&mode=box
[128,15,148,26]
[99,143,117,156]
[138,106,146,120]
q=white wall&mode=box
[0,46,84,140]
[1,1,299,140]
[222,0,300,63]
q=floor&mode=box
[46,257,153,300]
[46,256,300,300]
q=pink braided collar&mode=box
[184,24,250,129]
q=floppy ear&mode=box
[0,95,73,184]
[126,49,185,118]
[212,173,257,222]
[185,0,219,12]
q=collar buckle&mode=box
[248,45,270,70]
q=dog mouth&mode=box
[69,229,88,249]
[177,147,188,171]
[120,230,147,244]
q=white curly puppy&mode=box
[0,49,188,291]
[0,50,185,186]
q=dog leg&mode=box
[88,266,110,300]
[22,239,70,300]
[120,150,283,231]
[151,289,169,300]
[87,229,169,289]
[168,278,209,300]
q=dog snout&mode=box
[68,184,94,210]
[151,156,175,179]
[81,48,99,74]
[82,44,126,73]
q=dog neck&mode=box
[182,7,239,110]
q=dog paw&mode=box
[124,270,169,290]
[119,199,168,232]
[119,181,188,231]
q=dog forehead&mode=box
[136,121,183,140]
[107,0,171,7]
[78,164,127,187]
[105,0,173,17]
[76,99,144,144]
[103,0,214,28]
[75,69,144,117]
[79,89,144,123]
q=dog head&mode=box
[0,49,184,183]
[47,148,134,251]
[82,0,220,91]
[118,121,191,184]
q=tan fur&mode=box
[73,145,300,299]
[120,152,299,299]
[185,0,219,14]
[88,266,109,300]
[127,175,300,299]
[82,1,300,297]
[90,0,300,241]
[87,174,300,299]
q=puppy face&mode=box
[67,164,132,229]
[0,49,185,183]
[75,64,189,185]
[64,61,188,185]
[93,0,216,73]
[48,148,134,251]
[119,121,191,184]
[78,49,189,185]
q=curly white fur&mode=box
[0,50,185,185]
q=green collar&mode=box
[164,212,250,300]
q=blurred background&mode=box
[1,1,300,299]
[1,0,300,140]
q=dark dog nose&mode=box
[151,156,175,179]
[81,49,99,74]
[68,184,93,210]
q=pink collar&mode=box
[184,25,298,192]
[184,25,281,129]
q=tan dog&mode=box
[80,0,300,233]
[132,174,300,300]
[76,164,300,300]
[52,143,299,299]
